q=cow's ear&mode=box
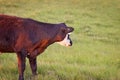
[67,27,74,33]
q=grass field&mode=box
[0,0,120,80]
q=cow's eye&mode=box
[61,28,66,34]
[62,29,66,33]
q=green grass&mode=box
[0,0,120,80]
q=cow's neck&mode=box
[27,38,56,58]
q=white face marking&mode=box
[57,33,71,47]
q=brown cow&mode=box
[0,14,74,80]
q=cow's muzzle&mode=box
[57,33,73,47]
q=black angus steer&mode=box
[0,15,74,80]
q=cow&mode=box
[0,14,74,80]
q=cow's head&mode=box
[56,23,74,47]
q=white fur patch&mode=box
[57,33,71,47]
